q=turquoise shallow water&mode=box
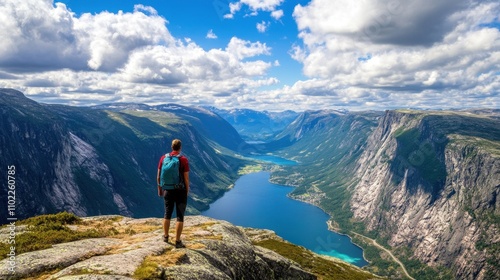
[202,171,368,267]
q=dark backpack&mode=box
[159,154,183,190]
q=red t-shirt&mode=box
[157,151,189,173]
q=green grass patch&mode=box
[238,164,263,175]
[255,239,382,280]
[401,258,453,280]
[393,127,407,138]
[18,211,81,226]
[476,226,500,278]
[449,135,500,157]
[390,245,453,279]
[134,249,182,280]
[0,212,108,259]
[134,259,163,280]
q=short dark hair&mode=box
[171,139,182,151]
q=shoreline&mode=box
[270,173,414,279]
[221,168,370,267]
[283,189,370,266]
[266,172,370,266]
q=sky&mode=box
[0,0,498,111]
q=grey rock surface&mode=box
[1,215,321,280]
[0,238,120,279]
[49,233,168,278]
[57,275,134,280]
[350,111,500,279]
[254,245,316,280]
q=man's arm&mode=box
[157,168,163,197]
[157,168,161,185]
[183,172,189,194]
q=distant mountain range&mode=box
[1,88,498,279]
[205,107,299,141]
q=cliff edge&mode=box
[0,213,381,280]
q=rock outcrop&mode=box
[0,215,380,280]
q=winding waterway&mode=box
[202,159,368,267]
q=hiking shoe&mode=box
[163,235,168,243]
[175,240,185,248]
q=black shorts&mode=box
[164,189,187,222]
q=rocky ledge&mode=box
[0,215,381,280]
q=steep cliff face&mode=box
[350,110,500,279]
[0,89,73,217]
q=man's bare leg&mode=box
[175,221,184,242]
[163,219,170,241]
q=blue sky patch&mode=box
[358,54,372,62]
[479,20,500,30]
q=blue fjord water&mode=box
[202,170,368,267]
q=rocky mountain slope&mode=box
[0,213,381,280]
[350,110,499,279]
[0,89,248,220]
[271,109,499,279]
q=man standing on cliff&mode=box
[157,139,190,248]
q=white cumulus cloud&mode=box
[0,0,278,107]
[0,0,172,72]
[120,39,272,84]
[240,0,284,11]
[206,29,218,39]
[0,0,497,111]
[257,21,271,33]
[288,0,500,110]
[227,0,284,18]
[226,37,271,59]
[271,10,284,20]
